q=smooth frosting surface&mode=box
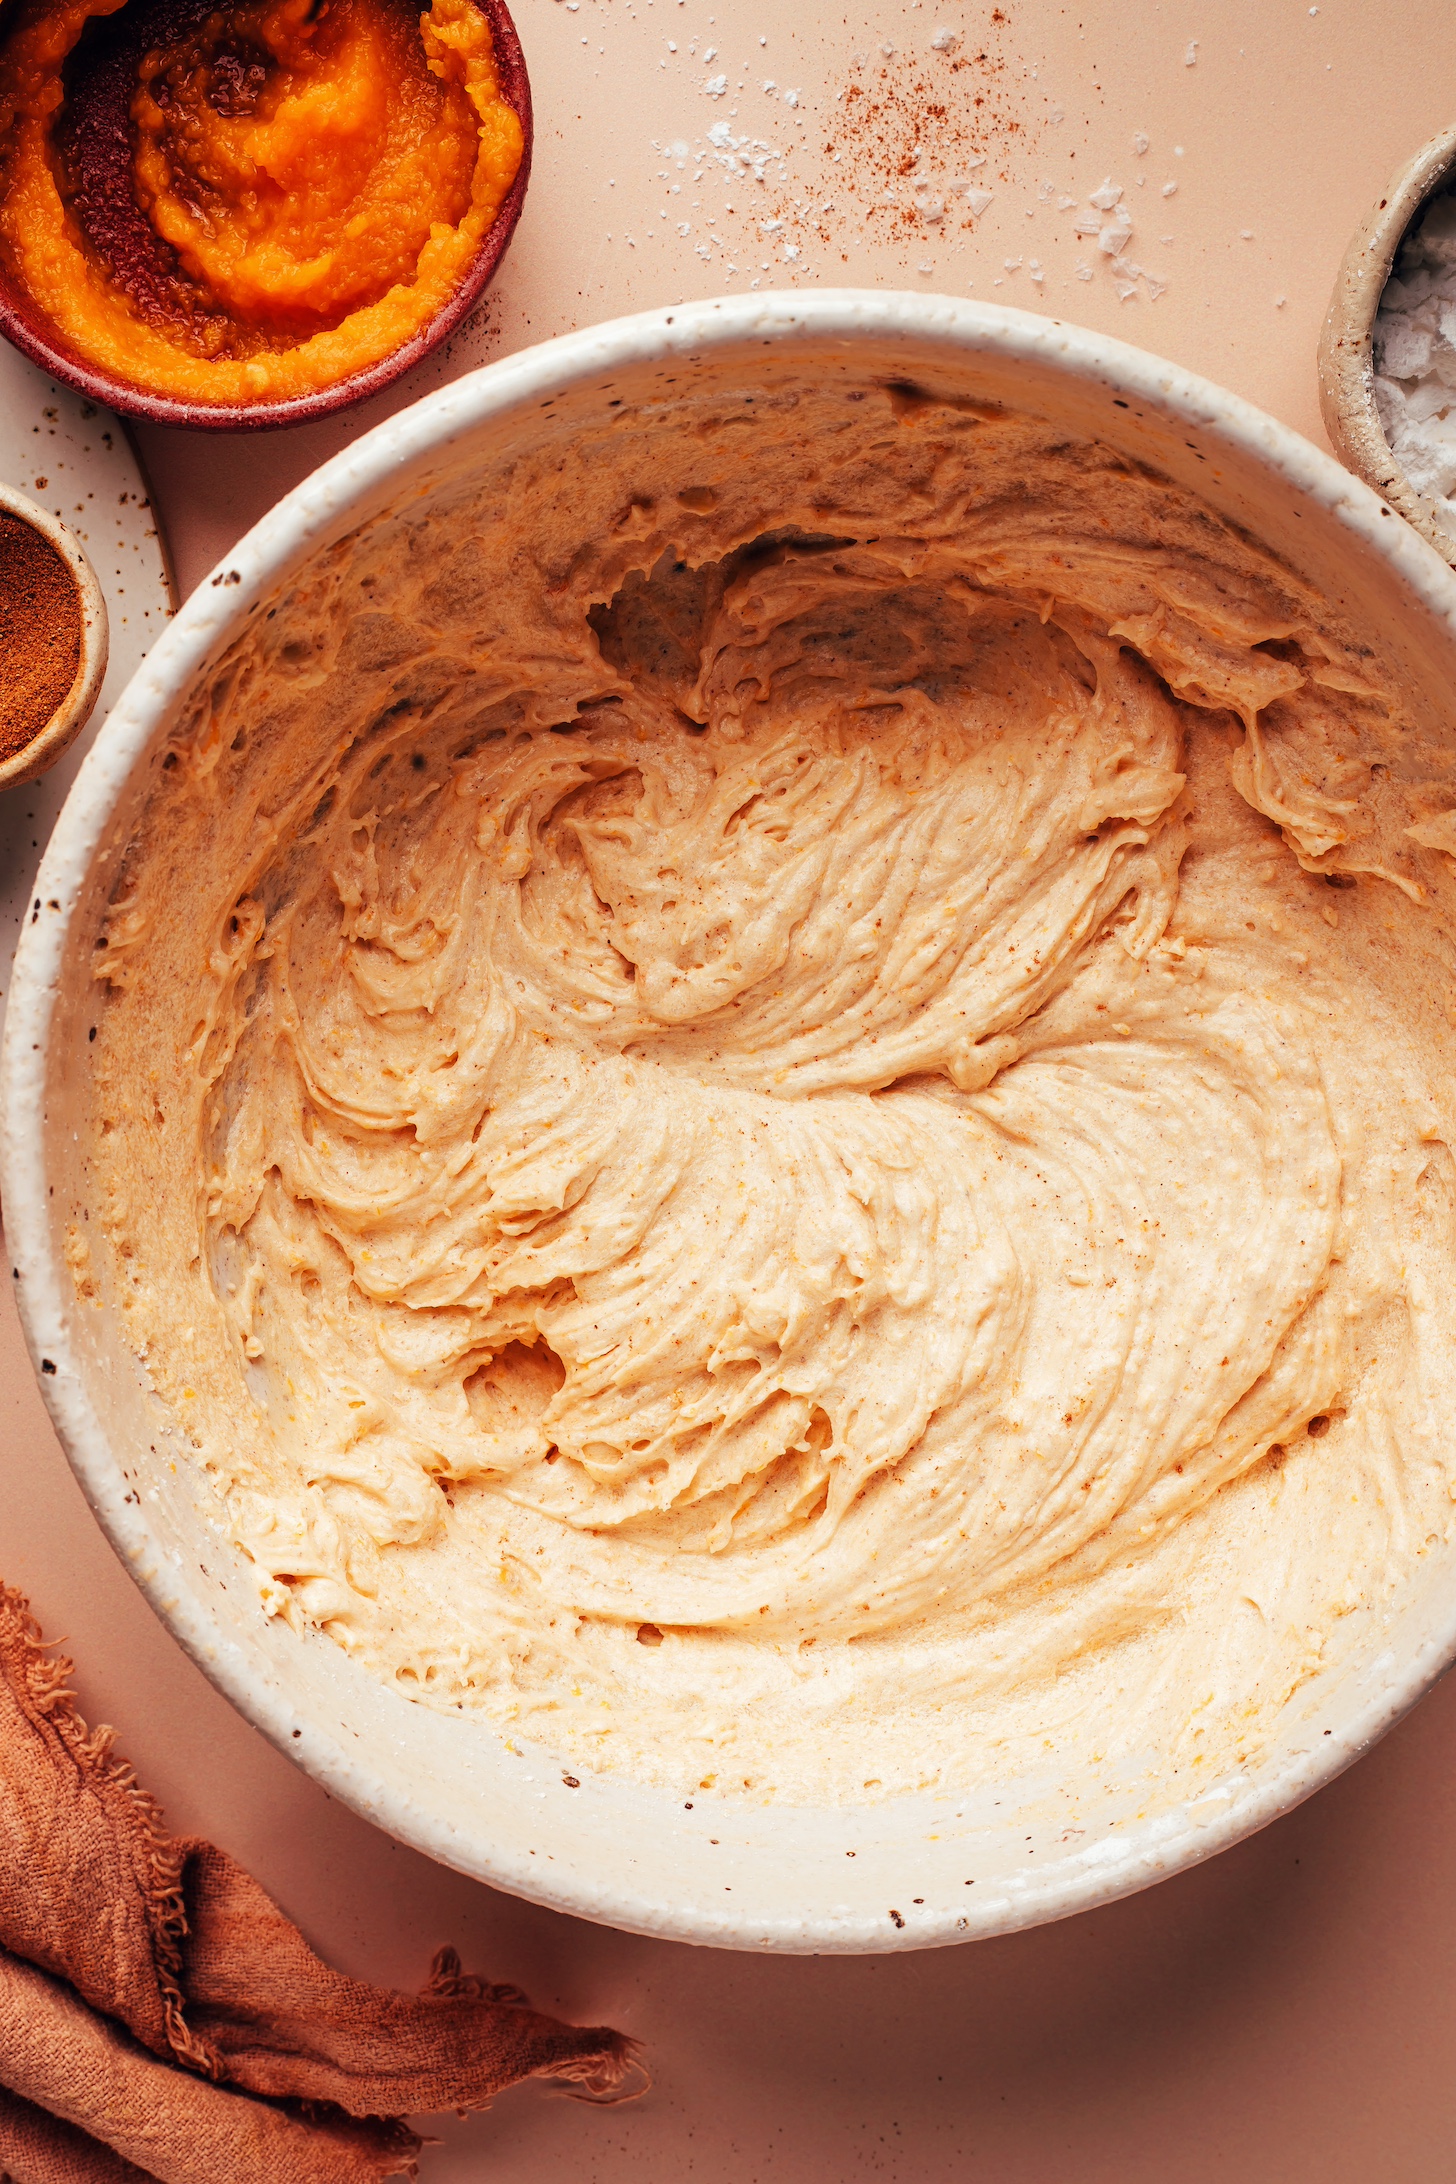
[88,381,1456,1805]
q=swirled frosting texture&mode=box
[90,384,1456,1804]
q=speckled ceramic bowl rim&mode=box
[8,290,1456,1952]
[0,0,532,433]
[0,481,108,790]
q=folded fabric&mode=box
[0,2083,153,2184]
[0,1584,635,2182]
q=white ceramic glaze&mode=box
[7,292,1456,1956]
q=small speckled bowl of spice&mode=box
[1320,121,1456,567]
[0,483,107,790]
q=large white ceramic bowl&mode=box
[8,293,1456,1955]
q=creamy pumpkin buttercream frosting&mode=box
[89,382,1456,1804]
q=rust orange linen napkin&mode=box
[0,1584,634,2182]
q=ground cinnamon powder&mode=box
[0,510,81,763]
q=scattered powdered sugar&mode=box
[1373,193,1456,537]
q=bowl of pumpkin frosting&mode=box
[0,0,530,428]
[9,293,1456,1950]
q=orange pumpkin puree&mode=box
[0,0,522,406]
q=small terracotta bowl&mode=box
[0,0,532,435]
[0,483,108,792]
[1319,121,1456,567]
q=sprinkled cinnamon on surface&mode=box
[559,6,1177,312]
[824,17,1040,225]
[783,12,1043,271]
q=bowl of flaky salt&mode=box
[1320,120,1456,567]
[9,290,1456,1954]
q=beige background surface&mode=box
[5,2,1456,2176]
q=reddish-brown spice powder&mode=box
[749,8,1043,277]
[0,511,82,763]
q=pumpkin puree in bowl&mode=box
[0,0,523,408]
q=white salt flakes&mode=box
[610,22,1180,313]
[1058,178,1167,300]
[1098,206,1133,257]
[1184,39,1198,65]
[1373,192,1456,535]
